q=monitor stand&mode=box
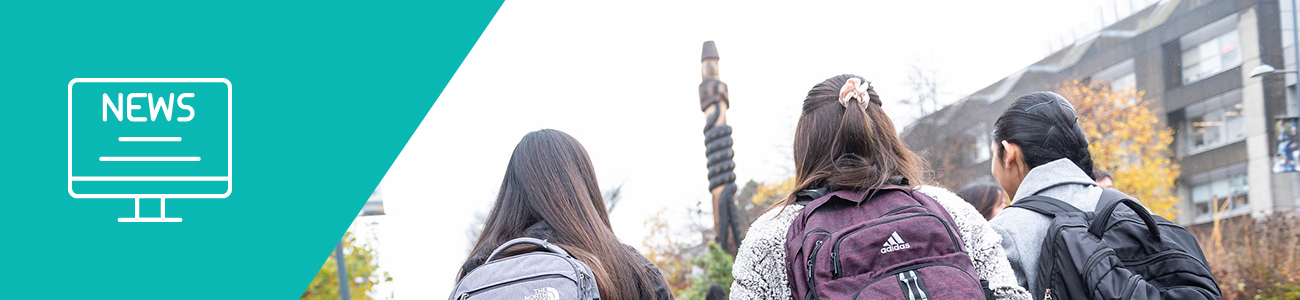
[119,198,182,222]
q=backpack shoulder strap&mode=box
[1008,195,1083,217]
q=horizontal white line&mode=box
[70,193,230,199]
[70,176,229,181]
[71,78,230,83]
[119,218,182,222]
[100,157,201,162]
[119,137,181,142]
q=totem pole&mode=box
[699,41,743,255]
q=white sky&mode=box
[372,0,1155,298]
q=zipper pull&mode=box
[457,293,469,300]
[806,260,815,279]
[830,252,838,278]
[577,272,585,293]
[1043,288,1052,300]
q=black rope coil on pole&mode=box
[701,79,736,192]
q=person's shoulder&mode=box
[913,184,957,198]
[739,205,800,246]
[988,206,1040,231]
[913,185,981,216]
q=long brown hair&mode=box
[458,129,661,300]
[776,74,929,208]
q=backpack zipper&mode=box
[849,262,978,299]
[807,238,826,298]
[1037,222,1088,298]
[830,213,961,279]
[457,274,572,298]
[880,204,923,217]
[577,271,587,296]
[801,229,830,298]
[1119,250,1212,275]
[1121,274,1141,300]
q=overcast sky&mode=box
[371,0,1157,298]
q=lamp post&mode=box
[336,187,387,300]
[335,240,351,300]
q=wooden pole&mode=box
[699,41,743,255]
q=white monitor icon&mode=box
[67,78,232,222]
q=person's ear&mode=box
[1000,140,1022,172]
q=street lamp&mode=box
[1249,64,1297,78]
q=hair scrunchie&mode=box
[839,78,881,108]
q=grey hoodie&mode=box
[990,158,1102,297]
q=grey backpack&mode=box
[450,237,600,300]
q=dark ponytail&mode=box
[992,92,1094,176]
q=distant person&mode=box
[729,74,1030,300]
[1093,169,1114,189]
[706,284,727,300]
[957,183,1008,220]
[456,129,672,300]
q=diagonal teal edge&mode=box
[0,1,504,299]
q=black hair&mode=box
[992,92,1094,176]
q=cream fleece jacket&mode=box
[729,185,1031,300]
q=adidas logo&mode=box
[880,231,911,254]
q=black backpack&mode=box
[1009,189,1221,299]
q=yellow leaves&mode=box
[1056,81,1181,219]
[642,208,697,292]
[753,177,796,206]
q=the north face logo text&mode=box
[522,287,559,300]
[880,231,911,253]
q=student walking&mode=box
[989,92,1218,299]
[729,74,1030,300]
[454,129,673,300]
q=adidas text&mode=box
[881,243,911,253]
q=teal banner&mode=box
[0,1,502,298]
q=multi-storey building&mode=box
[903,0,1298,225]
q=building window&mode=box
[1186,89,1245,153]
[1190,163,1249,222]
[1180,15,1241,85]
[1112,72,1137,94]
[1094,59,1138,105]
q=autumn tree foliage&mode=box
[641,177,793,298]
[642,208,703,293]
[302,230,392,300]
[1055,80,1180,219]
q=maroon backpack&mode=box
[785,185,985,300]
